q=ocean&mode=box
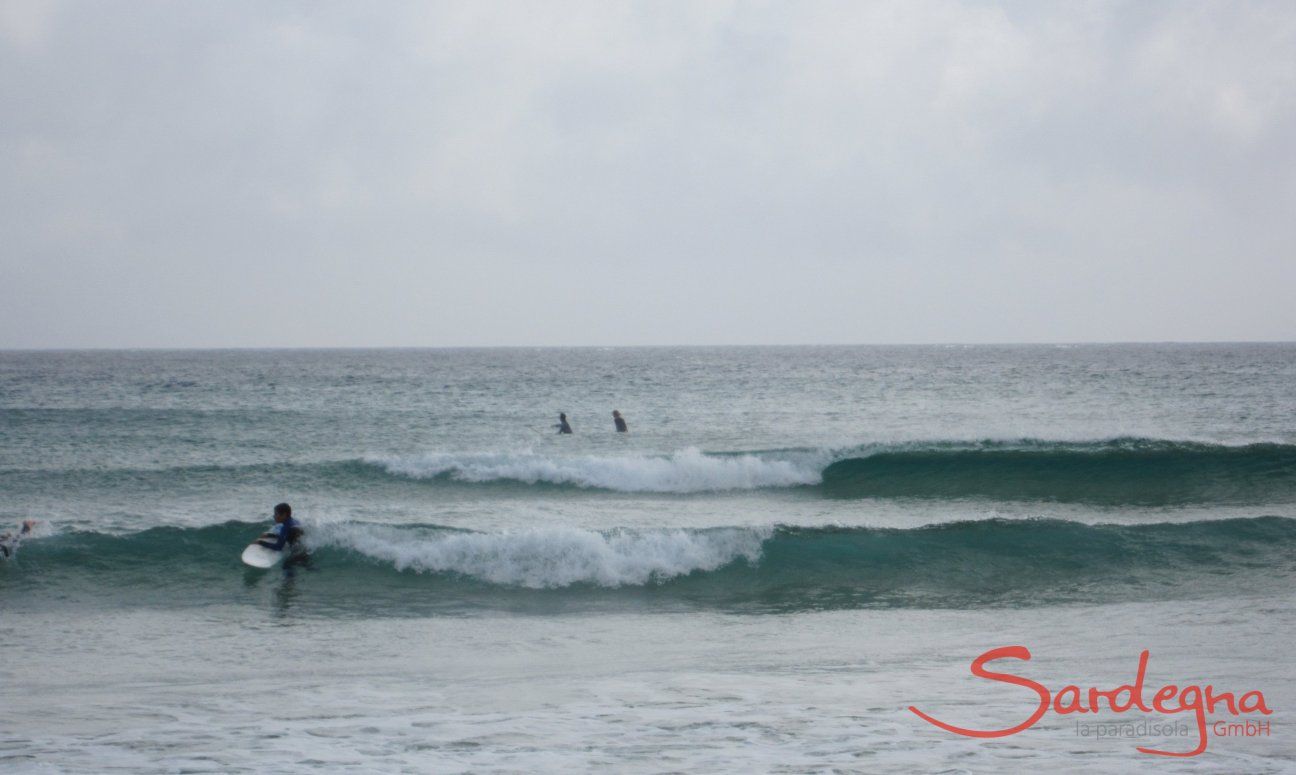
[1,344,1293,772]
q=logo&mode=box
[909,646,1272,757]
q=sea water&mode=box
[1,345,1293,772]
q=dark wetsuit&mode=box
[257,517,303,551]
[614,416,627,432]
[0,523,32,559]
[557,418,572,434]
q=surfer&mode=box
[556,413,573,434]
[257,503,303,551]
[0,520,35,559]
[612,410,627,432]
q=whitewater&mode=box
[2,345,1294,773]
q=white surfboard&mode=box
[241,533,283,569]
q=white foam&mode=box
[314,523,770,588]
[366,447,824,493]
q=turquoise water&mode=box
[2,345,1293,772]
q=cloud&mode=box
[1,1,1294,346]
[0,0,60,53]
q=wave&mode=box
[820,438,1296,505]
[369,438,1296,505]
[366,447,825,493]
[316,521,768,587]
[6,438,1295,505]
[5,517,1293,614]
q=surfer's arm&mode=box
[258,526,288,551]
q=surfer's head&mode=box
[273,502,292,522]
[612,410,621,418]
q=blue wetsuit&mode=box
[258,518,302,551]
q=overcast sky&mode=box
[2,1,1294,347]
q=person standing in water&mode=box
[0,520,35,559]
[612,410,627,432]
[257,502,303,551]
[556,413,573,434]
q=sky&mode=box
[1,0,1294,348]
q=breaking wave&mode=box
[5,517,1293,614]
[366,447,824,494]
[367,438,1296,504]
[6,438,1294,505]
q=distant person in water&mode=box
[0,520,35,559]
[257,503,303,551]
[612,410,627,432]
[556,413,573,434]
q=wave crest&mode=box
[314,523,769,588]
[366,448,824,494]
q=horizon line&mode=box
[2,339,1295,353]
